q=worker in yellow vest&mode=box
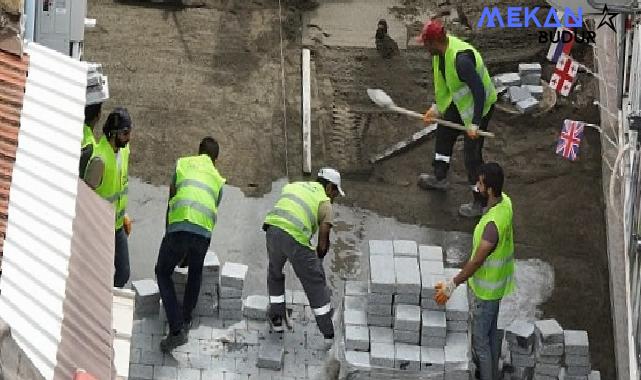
[82,103,101,149]
[155,137,225,353]
[434,163,515,380]
[83,107,133,288]
[263,168,345,345]
[417,19,497,218]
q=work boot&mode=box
[323,334,335,351]
[458,201,484,217]
[269,315,288,333]
[418,174,448,191]
[160,330,188,353]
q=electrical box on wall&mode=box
[35,0,87,58]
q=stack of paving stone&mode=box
[505,320,536,379]
[493,63,542,113]
[393,240,422,346]
[132,278,160,317]
[219,261,248,321]
[196,251,220,317]
[533,319,565,379]
[242,295,269,320]
[367,240,396,327]
[560,330,592,379]
[419,245,447,349]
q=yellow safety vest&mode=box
[82,124,96,149]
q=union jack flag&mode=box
[556,119,585,161]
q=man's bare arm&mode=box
[453,239,494,286]
[316,222,332,258]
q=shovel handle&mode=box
[390,106,495,138]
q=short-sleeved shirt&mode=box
[318,200,333,226]
[481,221,498,252]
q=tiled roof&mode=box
[0,49,28,256]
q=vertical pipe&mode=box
[23,0,36,42]
[618,14,628,109]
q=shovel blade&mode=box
[367,88,395,108]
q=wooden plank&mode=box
[302,48,311,174]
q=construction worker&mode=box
[263,168,344,344]
[82,103,101,149]
[434,162,514,380]
[82,107,133,288]
[417,19,497,218]
[155,137,225,353]
[375,19,398,59]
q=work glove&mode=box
[434,279,457,305]
[466,124,480,140]
[423,104,439,125]
[123,215,132,236]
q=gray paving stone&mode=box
[243,295,269,320]
[516,97,539,114]
[523,85,543,99]
[588,371,601,380]
[522,73,542,85]
[394,304,421,331]
[345,325,370,351]
[220,262,248,288]
[223,373,248,380]
[370,342,395,368]
[444,333,469,371]
[344,309,368,326]
[535,319,564,344]
[534,362,562,377]
[422,310,446,337]
[142,318,166,335]
[368,303,392,316]
[130,348,142,364]
[176,368,201,380]
[368,314,393,327]
[172,267,189,285]
[533,374,557,380]
[220,309,244,320]
[131,334,153,350]
[421,335,446,348]
[257,340,285,370]
[395,293,420,305]
[203,250,220,273]
[134,279,160,298]
[220,298,243,310]
[369,255,396,294]
[537,342,564,356]
[141,350,164,366]
[220,286,243,299]
[345,350,371,368]
[446,285,468,321]
[519,63,542,76]
[509,85,531,103]
[369,326,394,344]
[368,292,393,305]
[506,319,535,348]
[129,364,154,380]
[558,367,588,380]
[394,257,421,294]
[567,366,591,376]
[393,329,420,345]
[495,72,521,87]
[565,354,590,367]
[509,342,534,355]
[189,325,213,340]
[512,352,535,367]
[564,330,589,356]
[393,240,418,257]
[420,260,444,275]
[446,320,469,332]
[419,245,443,262]
[153,366,178,380]
[538,353,562,364]
[345,281,368,296]
[291,290,309,306]
[369,240,394,256]
[395,343,421,371]
[344,295,367,311]
[421,297,446,311]
[420,346,445,372]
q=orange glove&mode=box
[466,124,480,140]
[423,105,439,125]
[123,215,132,236]
[434,279,457,305]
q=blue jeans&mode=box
[472,296,501,380]
[114,228,130,288]
[155,231,210,334]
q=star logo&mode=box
[597,4,618,32]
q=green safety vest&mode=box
[468,193,516,301]
[82,124,96,149]
[264,182,329,248]
[168,155,225,233]
[85,136,129,230]
[433,35,497,127]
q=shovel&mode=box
[367,89,495,138]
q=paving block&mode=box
[535,320,564,344]
[495,73,521,87]
[420,260,444,275]
[419,245,443,262]
[422,310,446,337]
[421,335,446,348]
[446,320,469,332]
[588,371,601,380]
[509,85,531,103]
[368,292,393,305]
[203,250,220,273]
[421,297,446,311]
[565,354,590,367]
[132,279,160,302]
[346,325,370,351]
[153,366,178,380]
[420,346,445,372]
[243,295,268,320]
[368,314,393,327]
[567,366,591,376]
[369,326,394,344]
[369,255,396,294]
[522,73,542,85]
[394,257,421,294]
[519,63,542,76]
[516,97,539,114]
[511,366,535,380]
[257,337,285,370]
[394,304,421,331]
[421,271,447,298]
[369,240,394,256]
[345,281,368,296]
[219,286,243,299]
[172,267,189,285]
[395,343,421,371]
[446,285,468,321]
[368,303,392,315]
[220,262,248,288]
[220,308,243,320]
[509,343,534,356]
[393,240,418,257]
[523,85,543,99]
[533,374,557,380]
[558,367,588,380]
[345,350,371,368]
[538,353,562,364]
[393,329,420,345]
[291,290,309,306]
[444,333,469,371]
[534,362,561,377]
[370,342,395,368]
[344,309,368,326]
[395,293,420,305]
[219,298,243,310]
[564,330,589,356]
[344,295,367,311]
[506,319,535,348]
[537,342,564,356]
[129,363,153,380]
[512,352,536,367]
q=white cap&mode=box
[317,167,345,196]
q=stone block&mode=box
[420,259,444,275]
[506,319,535,348]
[565,354,590,367]
[369,254,396,294]
[370,342,395,368]
[369,326,394,344]
[394,304,421,331]
[588,371,601,380]
[509,86,531,103]
[195,298,218,317]
[537,342,564,356]
[523,85,544,99]
[444,333,469,371]
[534,320,564,344]
[395,343,421,371]
[219,286,243,299]
[421,297,446,311]
[519,63,542,76]
[522,73,542,85]
[393,329,420,344]
[219,298,243,310]
[538,353,562,364]
[567,366,591,376]
[203,250,220,274]
[421,346,445,372]
[422,310,446,337]
[292,290,309,306]
[369,240,394,256]
[172,267,189,285]
[220,262,248,288]
[558,368,588,380]
[243,295,269,320]
[509,342,534,355]
[446,320,469,332]
[534,362,561,377]
[393,240,418,257]
[419,245,443,262]
[345,350,371,368]
[345,281,368,296]
[421,335,446,348]
[533,374,557,380]
[395,257,421,294]
[346,325,370,351]
[344,309,368,326]
[368,314,393,327]
[517,98,539,114]
[446,285,469,321]
[395,293,420,305]
[220,308,243,320]
[564,330,589,356]
[368,303,392,316]
[345,295,367,311]
[257,339,284,370]
[421,272,447,298]
[129,364,153,380]
[495,73,521,87]
[368,292,393,304]
[132,279,159,302]
[153,366,177,380]
[512,352,536,367]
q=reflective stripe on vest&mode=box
[468,193,516,301]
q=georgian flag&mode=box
[549,54,579,96]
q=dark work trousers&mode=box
[155,231,210,334]
[433,104,495,204]
[114,228,130,288]
[265,226,334,338]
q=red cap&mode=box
[417,19,446,44]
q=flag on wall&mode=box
[547,27,575,63]
[549,54,579,96]
[556,119,585,161]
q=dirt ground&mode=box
[85,0,614,377]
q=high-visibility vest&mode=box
[433,35,497,127]
[468,193,516,301]
[85,136,129,230]
[168,155,225,233]
[264,182,329,248]
[82,124,95,149]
